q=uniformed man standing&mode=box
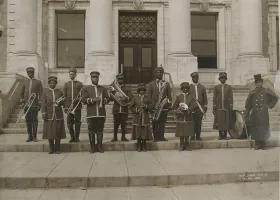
[212,72,233,140]
[109,73,133,142]
[82,71,110,153]
[63,67,83,143]
[147,67,172,142]
[245,74,278,150]
[189,72,208,141]
[20,67,43,142]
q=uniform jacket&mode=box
[147,79,172,110]
[213,83,233,111]
[130,94,151,126]
[110,85,133,114]
[41,88,64,120]
[82,84,109,118]
[189,83,208,110]
[20,78,43,107]
[245,87,278,140]
[172,93,197,123]
[63,80,83,109]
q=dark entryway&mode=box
[119,12,157,84]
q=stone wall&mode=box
[262,0,270,58]
[0,0,7,72]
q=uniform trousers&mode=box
[152,110,168,141]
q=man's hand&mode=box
[212,109,216,115]
[204,106,208,113]
[42,113,47,121]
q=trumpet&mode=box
[66,88,83,116]
[14,93,36,128]
[55,96,65,106]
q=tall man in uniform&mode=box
[110,73,133,142]
[82,71,110,153]
[63,67,83,143]
[147,67,172,142]
[212,72,233,140]
[245,74,278,150]
[189,72,208,140]
[20,67,43,142]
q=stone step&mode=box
[0,182,277,199]
[0,132,280,152]
[7,119,280,129]
[0,148,278,188]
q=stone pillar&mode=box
[7,0,45,83]
[231,0,269,85]
[166,0,197,85]
[85,0,116,85]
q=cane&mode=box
[241,114,251,149]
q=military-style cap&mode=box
[90,71,100,77]
[190,72,199,78]
[116,73,124,79]
[180,82,190,89]
[254,74,263,82]
[154,67,164,74]
[48,76,58,83]
[26,67,35,72]
[219,72,227,80]
[69,67,77,73]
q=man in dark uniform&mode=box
[189,72,208,141]
[147,67,172,142]
[82,71,110,153]
[63,67,83,143]
[212,72,233,140]
[20,67,43,142]
[109,73,133,142]
[245,74,278,150]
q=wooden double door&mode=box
[119,43,157,84]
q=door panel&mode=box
[119,44,157,84]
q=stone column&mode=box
[85,0,116,85]
[7,0,45,83]
[166,0,197,85]
[231,0,269,85]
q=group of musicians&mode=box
[19,66,279,154]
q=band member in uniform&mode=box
[63,67,83,143]
[20,67,43,142]
[41,76,66,154]
[109,73,133,142]
[212,72,233,140]
[173,82,197,151]
[82,71,109,153]
[130,83,153,152]
[189,72,208,141]
[245,74,278,150]
[147,67,172,142]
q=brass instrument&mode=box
[55,96,65,106]
[14,93,37,128]
[98,92,103,108]
[195,99,206,119]
[107,79,129,107]
[174,103,188,121]
[152,82,170,122]
[66,88,83,116]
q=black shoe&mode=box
[160,138,168,141]
[196,137,202,141]
[153,139,158,142]
[90,144,96,154]
[97,145,104,153]
[111,135,118,142]
[55,139,61,154]
[26,136,33,142]
[190,136,195,141]
[179,146,184,151]
[48,140,54,154]
[185,146,192,151]
[142,140,147,152]
[121,136,129,142]
[32,124,38,142]
[75,123,81,143]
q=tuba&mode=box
[152,82,170,122]
[107,79,129,107]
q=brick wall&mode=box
[0,0,7,71]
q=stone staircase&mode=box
[2,85,280,134]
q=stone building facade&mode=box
[0,0,279,86]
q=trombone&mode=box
[65,88,83,116]
[14,93,36,128]
[55,96,65,106]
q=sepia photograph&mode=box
[0,0,279,199]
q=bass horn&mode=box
[107,79,129,107]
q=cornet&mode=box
[66,88,83,116]
[55,96,65,106]
[14,93,36,128]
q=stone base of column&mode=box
[230,55,270,85]
[85,53,117,85]
[7,53,47,85]
[166,53,198,86]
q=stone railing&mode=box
[0,73,27,131]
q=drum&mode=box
[228,110,251,139]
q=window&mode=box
[191,13,217,69]
[56,12,85,68]
[277,16,279,69]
